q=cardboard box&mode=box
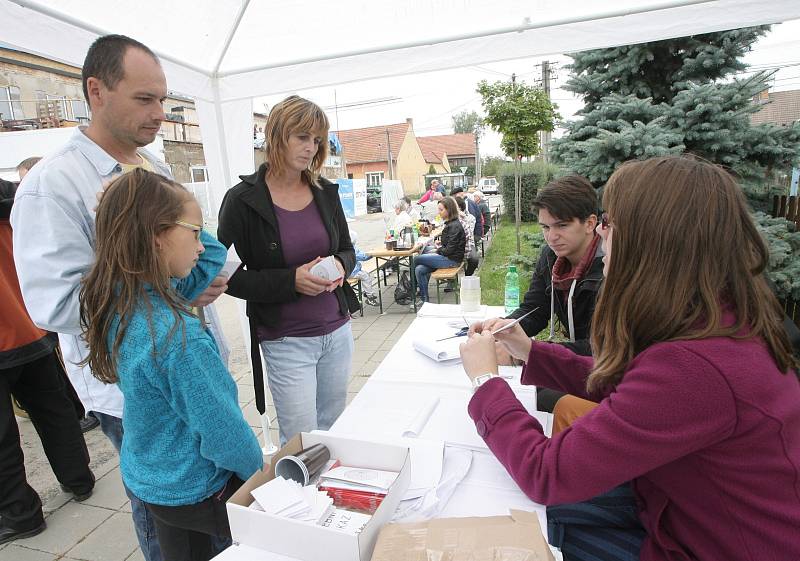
[227,432,411,561]
[370,509,555,561]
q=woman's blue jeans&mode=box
[259,322,353,445]
[414,253,459,301]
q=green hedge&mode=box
[498,161,560,222]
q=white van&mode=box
[478,177,499,194]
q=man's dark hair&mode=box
[17,157,41,173]
[82,35,159,102]
[450,186,465,196]
[533,175,598,222]
[455,196,466,212]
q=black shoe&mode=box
[60,484,93,502]
[364,295,379,307]
[0,521,46,545]
[79,415,99,433]
[60,471,95,502]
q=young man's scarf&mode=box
[550,233,601,292]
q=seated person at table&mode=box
[348,230,379,308]
[473,190,492,234]
[392,199,412,232]
[417,179,442,204]
[470,175,603,412]
[455,196,479,277]
[460,155,800,561]
[403,196,420,222]
[414,196,465,304]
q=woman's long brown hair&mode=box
[264,95,329,186]
[588,156,797,393]
[79,168,193,384]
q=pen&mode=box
[490,307,540,335]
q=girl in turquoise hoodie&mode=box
[80,168,262,561]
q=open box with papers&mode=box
[227,432,411,561]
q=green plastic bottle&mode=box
[504,265,519,314]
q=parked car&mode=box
[367,185,382,213]
[478,177,499,195]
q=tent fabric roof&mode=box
[418,134,476,163]
[3,1,799,103]
[336,122,410,164]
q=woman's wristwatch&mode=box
[471,372,499,391]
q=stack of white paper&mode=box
[249,476,333,524]
[318,466,398,494]
[412,337,463,362]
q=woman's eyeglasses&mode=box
[174,221,203,240]
[600,212,612,230]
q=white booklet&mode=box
[309,255,342,282]
[319,466,399,493]
[219,245,242,279]
[412,336,463,362]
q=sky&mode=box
[256,19,800,160]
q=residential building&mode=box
[417,133,476,177]
[416,136,451,175]
[336,118,429,195]
[417,132,475,172]
[0,46,88,128]
[751,89,800,127]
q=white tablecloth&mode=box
[215,305,554,560]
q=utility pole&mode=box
[512,73,521,254]
[540,60,552,163]
[385,128,394,180]
[474,126,481,182]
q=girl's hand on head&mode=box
[93,178,116,212]
[296,257,330,296]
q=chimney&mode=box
[406,118,414,129]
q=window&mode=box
[190,166,208,183]
[46,94,67,120]
[366,171,384,186]
[0,86,23,120]
[69,99,89,121]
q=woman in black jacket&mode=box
[217,96,358,445]
[414,196,466,303]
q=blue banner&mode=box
[337,179,355,219]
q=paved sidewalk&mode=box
[4,270,460,561]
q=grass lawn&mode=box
[478,218,542,306]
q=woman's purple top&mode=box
[256,201,347,340]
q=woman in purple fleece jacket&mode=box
[462,156,800,561]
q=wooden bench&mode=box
[347,277,364,317]
[431,264,464,303]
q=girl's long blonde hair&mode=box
[588,156,796,393]
[79,168,193,383]
[264,95,329,186]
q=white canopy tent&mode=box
[3,0,800,212]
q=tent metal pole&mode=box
[212,0,251,76]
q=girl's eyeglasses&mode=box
[174,221,203,240]
[600,212,612,231]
